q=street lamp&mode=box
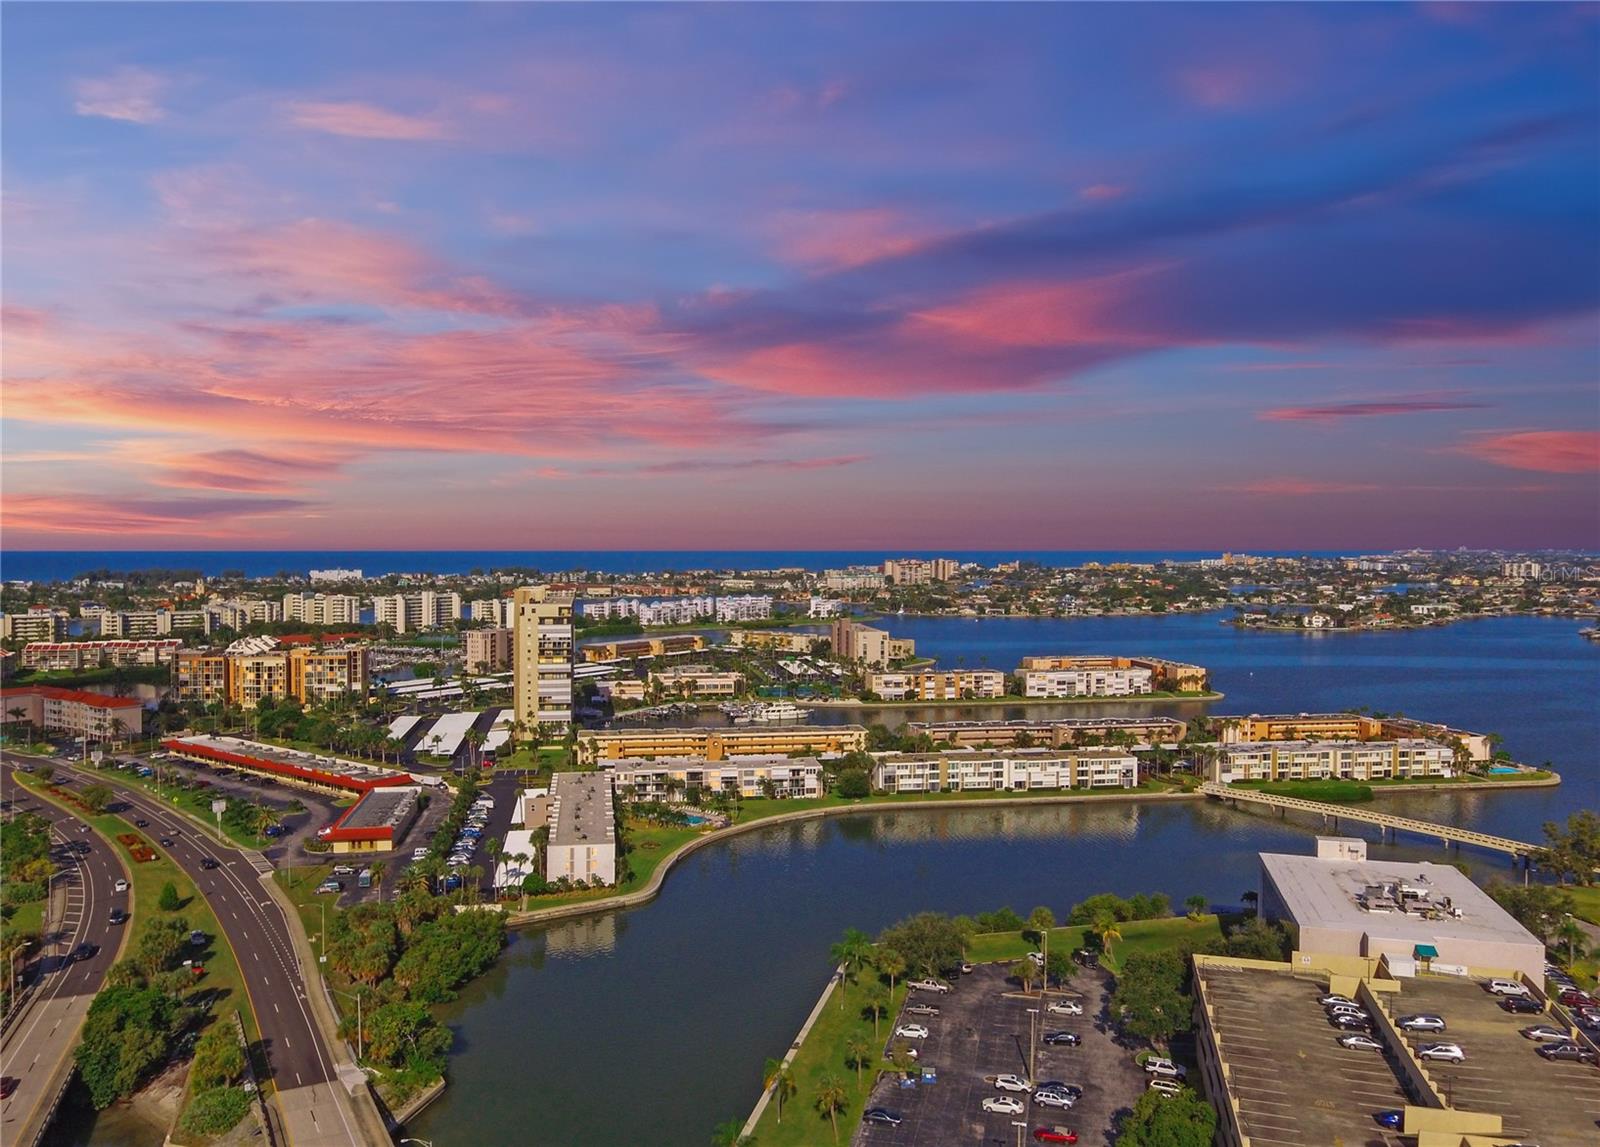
[331,987,366,1060]
[1011,1119,1027,1147]
[1026,1007,1040,1084]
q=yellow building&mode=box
[581,634,707,662]
[867,670,1005,701]
[578,724,868,765]
[174,650,230,703]
[514,585,575,729]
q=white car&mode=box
[1143,1057,1186,1080]
[1148,1079,1184,1097]
[1338,1033,1384,1051]
[1034,1089,1076,1109]
[993,1074,1033,1093]
[1486,979,1529,997]
[982,1096,1026,1115]
[1397,1014,1446,1032]
[1417,1042,1466,1063]
[1328,1004,1370,1020]
[412,848,429,860]
[331,864,356,876]
[908,979,952,993]
[1047,999,1083,1015]
[1027,951,1044,965]
[113,879,129,893]
[895,1024,929,1040]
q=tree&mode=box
[1555,915,1588,965]
[158,881,182,913]
[876,913,966,979]
[368,860,387,901]
[1119,1086,1217,1147]
[1241,890,1259,916]
[1045,948,1073,989]
[844,1035,871,1087]
[1184,894,1208,920]
[1028,906,1056,989]
[814,1073,848,1141]
[830,928,874,1007]
[862,983,891,1038]
[190,1021,245,1090]
[1113,950,1192,1051]
[1091,910,1122,959]
[763,1058,795,1123]
[1535,811,1600,886]
[875,947,907,998]
[833,768,871,798]
[81,783,113,814]
[74,984,182,1107]
[36,763,54,783]
[710,1119,751,1147]
[1010,958,1038,993]
[1203,917,1292,961]
[1486,882,1577,945]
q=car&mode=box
[1318,993,1355,1007]
[1537,1042,1598,1064]
[1558,988,1596,1008]
[159,837,174,847]
[960,962,975,974]
[1375,1110,1403,1130]
[1328,1004,1370,1020]
[1032,1128,1078,1144]
[894,1024,929,1040]
[1417,1042,1466,1063]
[201,857,219,870]
[113,878,129,893]
[1043,1032,1080,1046]
[1501,996,1542,1014]
[440,874,463,892]
[134,819,149,828]
[412,848,429,860]
[1520,1025,1569,1042]
[108,908,127,925]
[316,880,343,894]
[71,942,98,962]
[862,1108,903,1126]
[1486,978,1530,997]
[331,865,356,876]
[1330,1013,1371,1031]
[1143,1057,1186,1080]
[1035,1082,1081,1100]
[905,1004,941,1017]
[1398,1014,1446,1032]
[1147,1078,1185,1097]
[1046,999,1083,1015]
[908,979,951,993]
[1339,1033,1384,1051]
[190,930,206,947]
[262,824,285,837]
[1072,949,1099,967]
[994,1074,1034,1093]
[1027,951,1044,965]
[447,857,470,867]
[0,1076,17,1099]
[1034,1089,1076,1110]
[983,1096,1026,1114]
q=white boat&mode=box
[749,701,807,723]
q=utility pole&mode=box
[1027,1007,1039,1084]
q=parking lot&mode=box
[853,963,1144,1147]
[1197,964,1409,1147]
[1387,975,1600,1143]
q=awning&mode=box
[1414,944,1439,959]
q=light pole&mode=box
[1027,1007,1039,1084]
[1011,1119,1026,1147]
[331,987,365,1060]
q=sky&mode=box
[3,2,1598,552]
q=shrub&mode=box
[159,881,182,912]
[179,1086,252,1136]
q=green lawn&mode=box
[1565,885,1600,927]
[749,968,908,1147]
[966,914,1224,975]
[1,899,45,947]
[76,761,280,851]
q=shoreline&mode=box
[501,773,1558,931]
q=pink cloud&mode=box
[1259,399,1488,422]
[1079,184,1129,202]
[1230,478,1384,496]
[1455,430,1600,474]
[73,66,168,124]
[284,100,449,141]
[146,448,347,493]
[765,208,938,271]
[1175,66,1254,109]
[1,493,311,538]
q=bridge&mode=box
[1198,781,1540,861]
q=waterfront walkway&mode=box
[1197,781,1540,860]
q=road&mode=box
[0,764,130,1147]
[16,757,379,1147]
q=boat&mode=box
[749,701,807,723]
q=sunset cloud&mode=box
[1455,430,1600,474]
[1229,478,1384,496]
[73,66,168,124]
[1259,399,1489,423]
[284,100,450,141]
[2,493,312,537]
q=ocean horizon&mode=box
[0,548,1364,581]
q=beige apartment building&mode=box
[909,716,1189,749]
[871,748,1139,794]
[1016,654,1209,693]
[282,592,361,626]
[1219,713,1491,762]
[829,619,915,666]
[1207,738,1454,783]
[648,666,745,698]
[580,635,707,663]
[578,724,868,765]
[726,629,822,654]
[98,609,213,637]
[1,685,143,741]
[23,639,183,671]
[372,590,462,633]
[178,645,367,708]
[544,771,616,886]
[1,610,67,642]
[174,650,230,704]
[513,585,575,730]
[1017,664,1153,697]
[463,627,513,672]
[287,645,369,706]
[883,557,958,585]
[608,755,823,800]
[867,669,1006,701]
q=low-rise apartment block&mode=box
[545,771,617,886]
[1219,712,1491,762]
[1,610,67,642]
[463,627,513,672]
[1,685,143,741]
[597,678,646,704]
[608,755,823,801]
[1015,654,1209,694]
[580,635,707,662]
[282,592,361,626]
[829,619,915,666]
[714,594,773,622]
[578,723,868,765]
[820,567,885,592]
[373,590,462,633]
[23,639,183,671]
[726,629,820,654]
[909,716,1189,749]
[174,645,369,708]
[97,608,213,637]
[867,669,1005,701]
[210,597,284,629]
[1016,663,1153,697]
[1207,738,1454,783]
[871,748,1139,793]
[648,666,745,698]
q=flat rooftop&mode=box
[1261,852,1540,948]
[164,735,412,791]
[549,772,615,849]
[606,755,820,771]
[338,787,419,831]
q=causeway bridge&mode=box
[1198,781,1540,861]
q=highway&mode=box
[12,757,380,1147]
[0,763,130,1147]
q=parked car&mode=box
[1072,949,1099,967]
[1034,1089,1076,1110]
[1397,1014,1446,1032]
[1520,1025,1569,1042]
[1331,1014,1372,1032]
[1537,1042,1598,1064]
[1143,1057,1186,1080]
[1375,1110,1404,1130]
[316,880,343,894]
[262,824,285,837]
[1043,1032,1080,1046]
[1328,1004,1370,1021]
[1047,999,1083,1015]
[994,1074,1034,1092]
[1338,1033,1384,1051]
[862,1108,903,1126]
[1558,988,1596,1008]
[984,1096,1026,1114]
[894,1024,929,1040]
[908,979,951,993]
[1318,993,1355,1007]
[905,1004,941,1017]
[1032,1128,1078,1144]
[332,865,356,876]
[1035,1082,1081,1100]
[1501,996,1542,1014]
[113,879,129,893]
[1417,1042,1466,1063]
[1486,978,1530,997]
[1147,1079,1185,1097]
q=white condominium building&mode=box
[545,771,616,886]
[469,598,516,627]
[210,597,284,629]
[1016,666,1154,698]
[281,592,362,626]
[607,755,823,801]
[872,748,1140,794]
[821,567,886,592]
[648,666,745,697]
[1,610,68,642]
[713,594,773,622]
[1206,739,1454,784]
[372,590,462,633]
[867,669,1006,701]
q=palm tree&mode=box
[1555,916,1587,965]
[1029,906,1055,991]
[368,860,387,901]
[1091,910,1122,959]
[862,983,890,1038]
[763,1058,795,1123]
[814,1074,848,1141]
[830,928,874,1009]
[876,947,907,997]
[844,1035,871,1088]
[1010,958,1037,993]
[512,852,533,909]
[710,1120,750,1147]
[1185,894,1207,920]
